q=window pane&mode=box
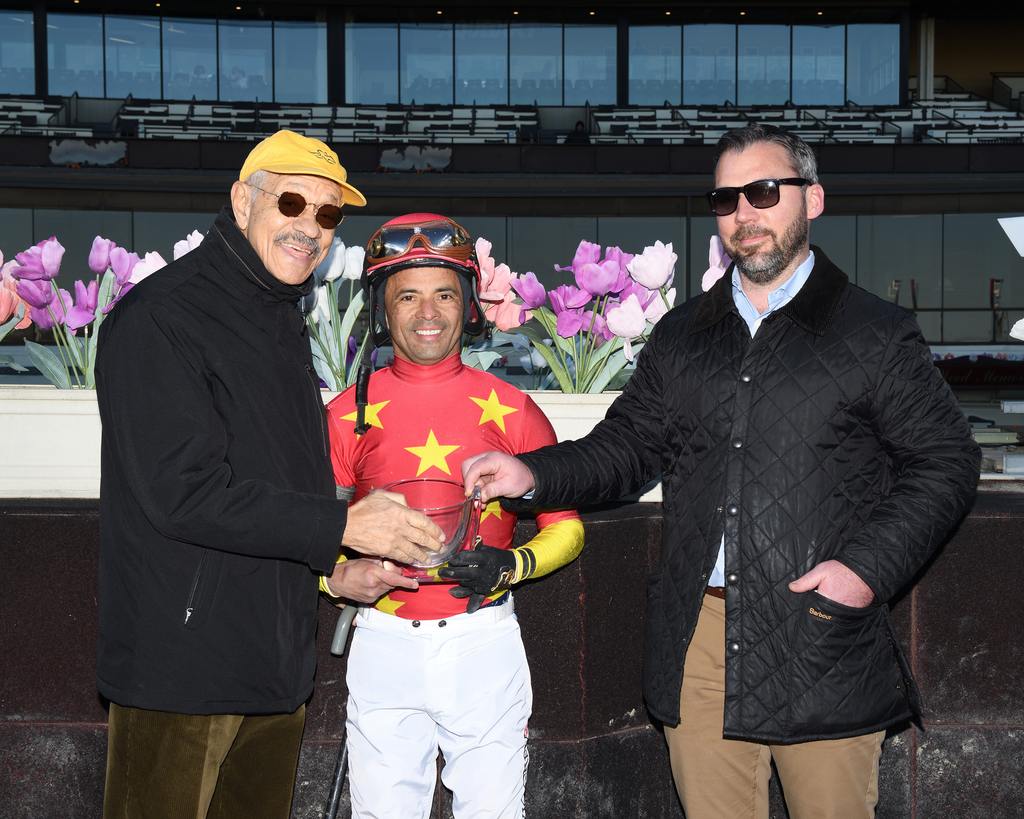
[737,25,789,105]
[683,24,735,105]
[846,24,898,105]
[105,16,160,100]
[400,24,453,105]
[629,26,680,105]
[0,10,34,95]
[219,20,272,102]
[455,24,507,106]
[47,13,103,97]
[345,24,397,104]
[510,24,561,106]
[564,25,615,106]
[274,21,326,103]
[856,215,942,311]
[162,18,216,100]
[792,25,844,105]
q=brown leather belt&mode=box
[704,586,726,599]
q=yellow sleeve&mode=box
[510,518,585,583]
[318,552,349,598]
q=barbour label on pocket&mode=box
[808,606,833,621]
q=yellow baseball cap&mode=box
[238,129,367,207]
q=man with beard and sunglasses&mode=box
[463,124,980,818]
[95,131,444,819]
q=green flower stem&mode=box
[46,307,83,388]
[536,310,571,381]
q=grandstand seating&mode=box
[1,91,1022,146]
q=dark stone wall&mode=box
[1,491,1022,818]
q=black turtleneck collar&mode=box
[204,205,318,305]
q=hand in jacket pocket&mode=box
[788,559,875,608]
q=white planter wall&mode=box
[0,386,660,501]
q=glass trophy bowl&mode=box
[383,478,482,582]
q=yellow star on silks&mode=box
[405,430,461,476]
[480,500,504,523]
[374,595,405,615]
[341,400,390,431]
[469,390,518,434]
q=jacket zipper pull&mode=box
[184,607,194,624]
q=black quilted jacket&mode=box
[518,247,980,742]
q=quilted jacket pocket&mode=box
[786,592,908,737]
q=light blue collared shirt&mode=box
[709,250,816,587]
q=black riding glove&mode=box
[439,544,518,614]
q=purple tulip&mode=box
[554,240,601,276]
[548,284,590,314]
[618,280,656,311]
[575,259,620,297]
[556,308,584,337]
[15,278,56,309]
[66,280,99,331]
[102,282,134,315]
[110,247,141,286]
[511,272,547,309]
[582,310,612,343]
[88,236,116,275]
[30,288,72,330]
[12,237,63,281]
[603,247,635,294]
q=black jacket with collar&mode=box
[516,247,980,741]
[95,207,346,715]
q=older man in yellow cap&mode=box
[95,131,443,819]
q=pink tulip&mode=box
[606,294,646,340]
[172,230,205,261]
[484,291,525,331]
[627,241,677,290]
[476,237,516,301]
[0,260,32,328]
[702,236,732,292]
[129,251,168,284]
[644,289,675,324]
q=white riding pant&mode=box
[345,597,532,819]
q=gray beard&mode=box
[731,217,809,286]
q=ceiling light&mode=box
[513,10,519,15]
[588,10,595,15]
[436,9,443,14]
[817,10,823,15]
[740,10,747,16]
[665,10,671,15]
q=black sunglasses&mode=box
[247,183,345,230]
[706,178,811,217]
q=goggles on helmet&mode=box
[365,218,475,269]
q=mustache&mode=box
[274,231,320,255]
[731,225,776,243]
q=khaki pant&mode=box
[103,702,306,819]
[664,594,884,819]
